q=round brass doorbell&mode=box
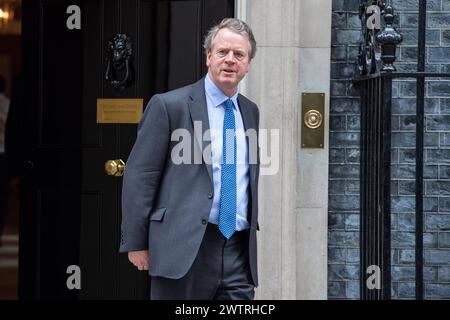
[304,109,323,129]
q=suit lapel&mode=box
[187,78,213,184]
[237,95,257,184]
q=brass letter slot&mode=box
[301,93,325,148]
[97,98,143,124]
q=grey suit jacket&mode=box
[119,77,260,286]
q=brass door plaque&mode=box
[301,93,325,148]
[97,98,143,124]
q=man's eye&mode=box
[235,53,244,59]
[217,50,227,56]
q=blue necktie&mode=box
[219,99,237,239]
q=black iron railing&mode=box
[354,0,450,300]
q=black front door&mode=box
[20,0,233,299]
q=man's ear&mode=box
[206,51,211,68]
[245,59,251,74]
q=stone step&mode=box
[0,259,18,268]
[1,235,19,246]
[0,243,19,257]
[0,234,19,269]
[1,235,19,242]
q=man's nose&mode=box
[225,51,235,63]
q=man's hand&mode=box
[128,250,149,271]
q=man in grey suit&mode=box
[120,18,259,300]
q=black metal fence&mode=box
[354,0,450,299]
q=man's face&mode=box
[206,28,251,95]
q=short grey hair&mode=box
[203,18,257,60]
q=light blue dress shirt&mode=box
[204,74,250,231]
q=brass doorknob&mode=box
[304,109,323,129]
[105,159,125,177]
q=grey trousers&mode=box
[150,223,255,300]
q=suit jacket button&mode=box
[207,192,213,199]
[202,219,207,225]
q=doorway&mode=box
[20,0,234,299]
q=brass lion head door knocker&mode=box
[105,34,134,91]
